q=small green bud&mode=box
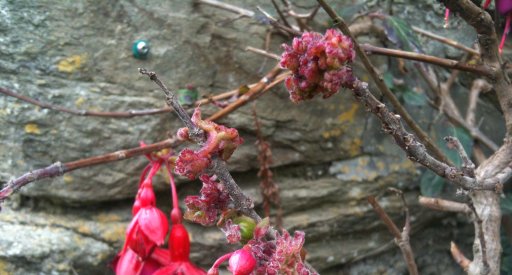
[234,216,256,242]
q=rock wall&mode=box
[0,0,500,274]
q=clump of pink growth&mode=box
[280,29,356,103]
[175,108,243,179]
[184,175,230,226]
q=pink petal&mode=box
[139,207,169,245]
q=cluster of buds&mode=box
[176,108,243,179]
[280,29,356,103]
[112,146,206,275]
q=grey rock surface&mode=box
[0,0,503,274]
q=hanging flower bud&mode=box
[208,246,256,275]
[228,248,257,275]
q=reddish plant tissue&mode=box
[184,174,231,226]
[176,108,243,179]
[280,29,356,103]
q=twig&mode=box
[139,68,203,142]
[412,26,480,56]
[451,241,471,271]
[444,136,476,177]
[245,46,280,60]
[0,87,170,118]
[317,0,452,167]
[466,79,492,126]
[0,138,180,202]
[0,86,243,119]
[195,0,254,17]
[367,196,401,240]
[419,196,472,214]
[367,193,419,275]
[270,0,292,29]
[361,44,493,78]
[349,79,484,190]
[467,201,490,274]
[207,65,285,121]
[256,6,302,36]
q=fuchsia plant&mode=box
[114,102,317,274]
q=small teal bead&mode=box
[132,40,150,59]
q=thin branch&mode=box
[245,46,281,60]
[207,65,285,121]
[317,0,452,167]
[0,86,244,119]
[412,26,480,56]
[349,79,484,190]
[270,0,292,29]
[0,87,170,118]
[367,196,401,239]
[257,6,302,36]
[0,138,180,202]
[139,68,203,142]
[451,241,471,271]
[419,196,472,214]
[367,194,419,275]
[361,44,493,78]
[444,136,476,177]
[195,0,254,17]
[466,79,492,126]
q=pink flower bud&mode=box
[228,248,257,275]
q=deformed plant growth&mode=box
[1,0,512,274]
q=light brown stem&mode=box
[367,195,419,275]
[412,26,480,56]
[419,196,471,214]
[451,241,471,271]
[361,44,493,77]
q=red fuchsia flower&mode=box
[280,29,356,103]
[112,247,171,275]
[184,175,230,226]
[175,108,243,179]
[152,162,206,275]
[125,161,169,259]
[207,246,257,275]
[113,154,170,275]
